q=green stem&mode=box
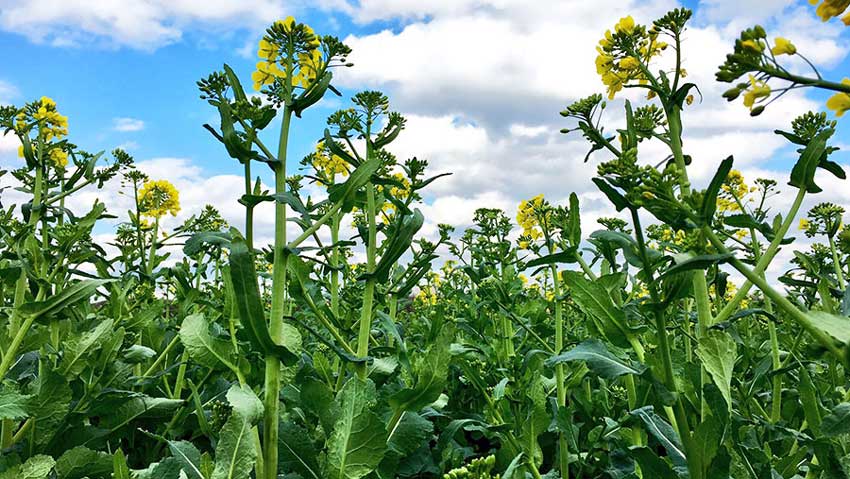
[703,227,844,360]
[356,159,378,378]
[714,187,807,324]
[263,104,293,479]
[828,235,846,291]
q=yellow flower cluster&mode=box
[742,75,771,111]
[826,78,850,117]
[32,96,68,140]
[17,144,68,168]
[251,17,323,91]
[139,179,181,219]
[809,0,850,25]
[771,37,796,55]
[312,141,349,183]
[799,218,811,231]
[709,282,749,309]
[516,194,546,241]
[595,16,668,99]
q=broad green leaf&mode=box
[524,250,578,269]
[659,253,735,279]
[562,271,635,348]
[369,210,424,283]
[19,279,112,321]
[702,156,734,221]
[327,156,381,213]
[168,440,204,479]
[100,396,185,432]
[387,412,433,456]
[628,447,678,479]
[0,454,55,479]
[0,385,31,420]
[389,332,450,413]
[696,330,737,411]
[799,366,822,434]
[28,369,72,447]
[545,339,646,378]
[60,318,115,375]
[123,344,156,363]
[113,450,130,479]
[822,403,850,437]
[789,128,832,193]
[229,233,299,365]
[212,385,264,479]
[630,406,687,468]
[279,420,321,479]
[55,446,113,479]
[183,231,231,256]
[179,313,239,371]
[326,378,387,479]
[807,311,850,344]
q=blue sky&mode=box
[1,0,849,269]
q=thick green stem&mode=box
[550,265,569,479]
[264,105,293,479]
[703,227,844,360]
[714,187,807,324]
[828,235,846,291]
[356,170,378,378]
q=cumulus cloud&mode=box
[0,0,296,50]
[113,117,146,132]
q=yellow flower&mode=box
[614,16,635,34]
[139,179,181,219]
[741,39,764,52]
[685,94,694,105]
[618,56,640,70]
[17,145,24,158]
[517,194,547,239]
[799,218,811,230]
[771,37,796,55]
[809,0,850,23]
[251,16,323,91]
[825,78,850,117]
[742,75,771,110]
[48,148,68,168]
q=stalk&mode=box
[703,227,844,360]
[549,264,569,478]
[263,103,293,479]
[356,133,378,379]
[828,235,846,291]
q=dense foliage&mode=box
[2,6,850,479]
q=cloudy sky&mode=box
[0,0,849,278]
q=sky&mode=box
[1,0,849,279]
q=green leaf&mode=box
[229,233,299,365]
[659,253,735,279]
[327,157,381,213]
[112,450,130,479]
[0,386,31,420]
[55,446,113,479]
[168,440,204,479]
[628,447,679,479]
[799,366,822,434]
[123,344,156,363]
[629,406,687,469]
[562,271,636,349]
[179,313,239,371]
[389,332,450,413]
[369,210,424,283]
[822,403,850,437]
[222,64,247,103]
[60,318,115,375]
[545,339,646,378]
[789,128,832,193]
[592,177,628,211]
[279,421,321,479]
[0,455,55,479]
[807,311,850,344]
[696,330,737,411]
[19,279,112,321]
[702,156,734,221]
[326,378,387,479]
[99,395,185,433]
[524,250,578,269]
[183,231,231,256]
[212,385,264,479]
[387,412,433,456]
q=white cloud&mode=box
[113,117,146,132]
[0,0,294,50]
[0,79,18,104]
